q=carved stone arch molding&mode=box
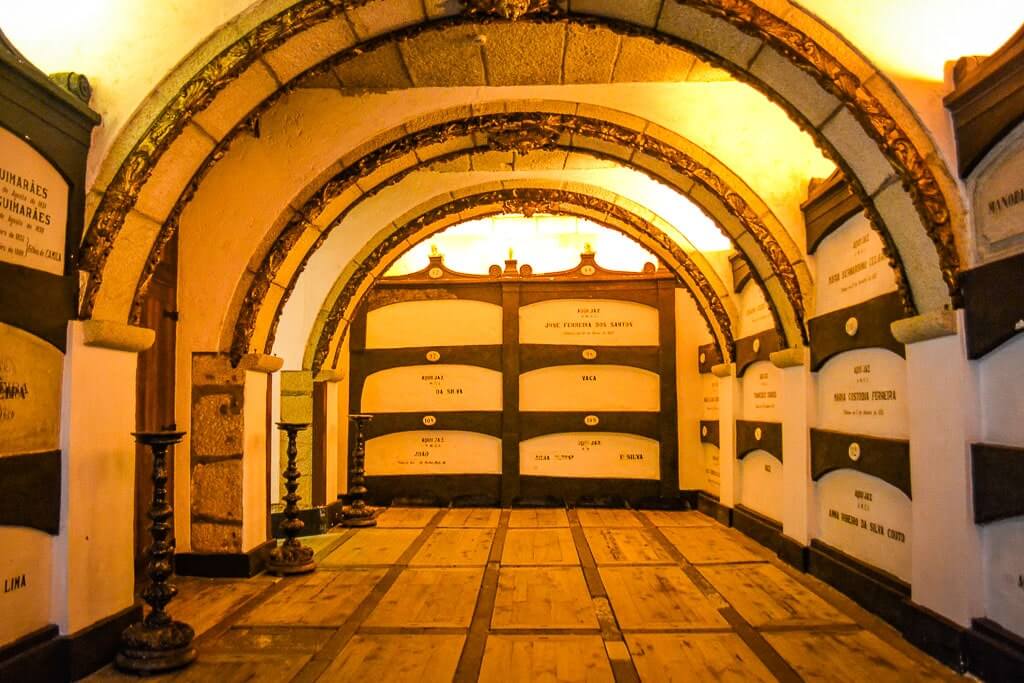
[221,107,807,366]
[300,184,745,373]
[78,0,962,332]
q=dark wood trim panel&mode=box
[802,171,863,254]
[365,474,501,507]
[519,344,659,373]
[501,281,521,506]
[971,442,1024,523]
[729,253,752,293]
[365,281,503,311]
[735,329,782,376]
[696,491,732,526]
[519,412,661,441]
[699,420,720,447]
[174,539,275,578]
[363,411,503,439]
[809,538,910,629]
[811,428,912,499]
[735,420,783,462]
[311,381,327,507]
[733,504,783,553]
[519,476,660,505]
[962,250,1024,359]
[945,26,1024,177]
[966,618,1024,683]
[809,292,905,370]
[519,281,662,308]
[697,342,723,374]
[0,450,60,534]
[658,279,680,497]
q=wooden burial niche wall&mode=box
[732,260,785,527]
[804,174,912,585]
[348,250,679,506]
[0,30,99,660]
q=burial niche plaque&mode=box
[742,361,781,421]
[519,365,660,412]
[0,127,68,276]
[815,214,897,315]
[973,127,1024,260]
[365,299,502,348]
[365,430,502,476]
[817,350,907,437]
[519,299,658,346]
[361,365,502,413]
[519,432,659,479]
[0,322,61,456]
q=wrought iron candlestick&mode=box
[343,413,377,527]
[267,422,316,575]
[117,431,196,674]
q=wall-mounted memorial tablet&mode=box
[701,374,720,421]
[365,430,502,476]
[360,364,502,413]
[813,213,898,317]
[519,299,658,346]
[702,444,721,498]
[0,29,100,654]
[365,299,503,349]
[810,428,912,582]
[740,362,782,422]
[736,280,775,338]
[738,451,784,522]
[815,349,908,438]
[519,432,660,480]
[969,126,1024,262]
[519,365,660,412]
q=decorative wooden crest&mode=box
[460,0,561,21]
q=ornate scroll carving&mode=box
[677,0,960,300]
[309,188,737,374]
[225,112,798,368]
[484,118,562,154]
[461,0,561,21]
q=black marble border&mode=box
[808,292,905,370]
[519,412,661,440]
[0,450,61,534]
[697,342,723,374]
[735,330,782,376]
[971,442,1024,523]
[174,539,275,578]
[962,250,1024,359]
[735,420,782,462]
[698,420,720,447]
[365,474,501,507]
[802,172,863,254]
[732,504,783,554]
[810,428,912,499]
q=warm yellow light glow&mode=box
[804,0,1024,81]
[386,216,661,276]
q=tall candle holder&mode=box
[117,431,196,674]
[267,422,316,575]
[342,414,377,527]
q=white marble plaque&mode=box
[0,527,52,647]
[361,364,502,413]
[982,517,1024,637]
[978,334,1024,445]
[817,349,908,438]
[0,127,68,275]
[702,443,721,497]
[741,360,781,421]
[0,322,62,457]
[973,126,1024,260]
[738,451,783,521]
[815,214,897,316]
[365,430,502,475]
[366,299,502,348]
[519,365,660,412]
[519,299,659,346]
[520,432,660,479]
[737,281,774,337]
[815,469,911,582]
[701,374,719,420]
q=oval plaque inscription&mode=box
[848,442,862,461]
[426,350,441,363]
[423,415,437,427]
[584,415,600,427]
[582,349,597,361]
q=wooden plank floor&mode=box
[87,508,963,682]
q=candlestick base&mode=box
[266,541,316,575]
[115,621,196,674]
